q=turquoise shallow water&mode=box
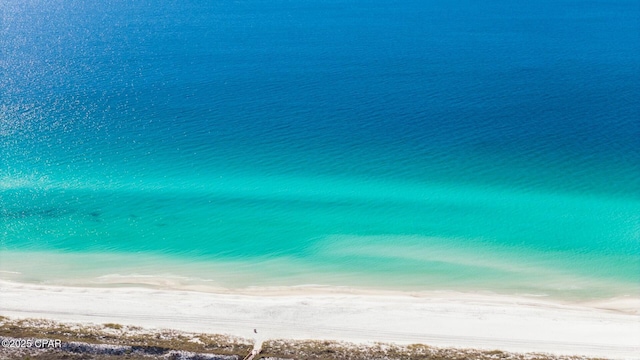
[1,171,638,299]
[1,0,639,300]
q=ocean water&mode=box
[1,0,639,300]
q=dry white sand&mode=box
[1,280,638,359]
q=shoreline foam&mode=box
[1,249,637,303]
[1,280,638,359]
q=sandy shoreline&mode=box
[1,280,638,359]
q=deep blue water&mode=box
[1,0,639,298]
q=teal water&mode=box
[1,172,638,298]
[1,0,639,299]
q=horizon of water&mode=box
[1,0,639,300]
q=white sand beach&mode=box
[1,280,638,359]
